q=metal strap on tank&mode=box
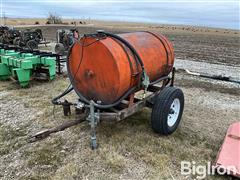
[110,37,140,85]
[156,33,174,61]
[144,31,173,71]
[98,31,150,89]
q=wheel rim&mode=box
[28,41,37,49]
[167,98,180,127]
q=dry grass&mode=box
[0,73,239,179]
[0,21,239,179]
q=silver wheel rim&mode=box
[167,98,180,127]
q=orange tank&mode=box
[68,31,174,104]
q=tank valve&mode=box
[85,69,94,79]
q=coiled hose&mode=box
[52,31,154,109]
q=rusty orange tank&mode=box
[67,31,174,104]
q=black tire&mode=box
[0,36,3,43]
[55,43,65,55]
[151,86,184,135]
[27,40,38,50]
[13,38,20,46]
[35,29,43,40]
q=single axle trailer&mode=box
[29,31,185,150]
[29,68,184,149]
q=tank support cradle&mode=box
[28,68,176,150]
[86,100,100,150]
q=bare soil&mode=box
[0,21,239,179]
[16,22,240,66]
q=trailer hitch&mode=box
[86,100,100,150]
[28,100,101,150]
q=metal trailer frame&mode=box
[29,68,176,149]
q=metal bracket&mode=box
[142,70,150,90]
[86,100,100,150]
[75,100,85,110]
[170,67,175,87]
[62,100,71,116]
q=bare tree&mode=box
[46,13,62,24]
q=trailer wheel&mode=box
[151,87,184,135]
[27,40,38,50]
[13,38,20,46]
[55,43,65,55]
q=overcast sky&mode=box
[1,0,239,29]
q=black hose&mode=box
[64,32,146,109]
[149,76,170,85]
[200,74,240,84]
[53,31,157,109]
[51,36,101,106]
[99,32,145,70]
[52,86,74,105]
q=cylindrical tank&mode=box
[68,31,174,104]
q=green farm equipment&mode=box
[0,48,56,87]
